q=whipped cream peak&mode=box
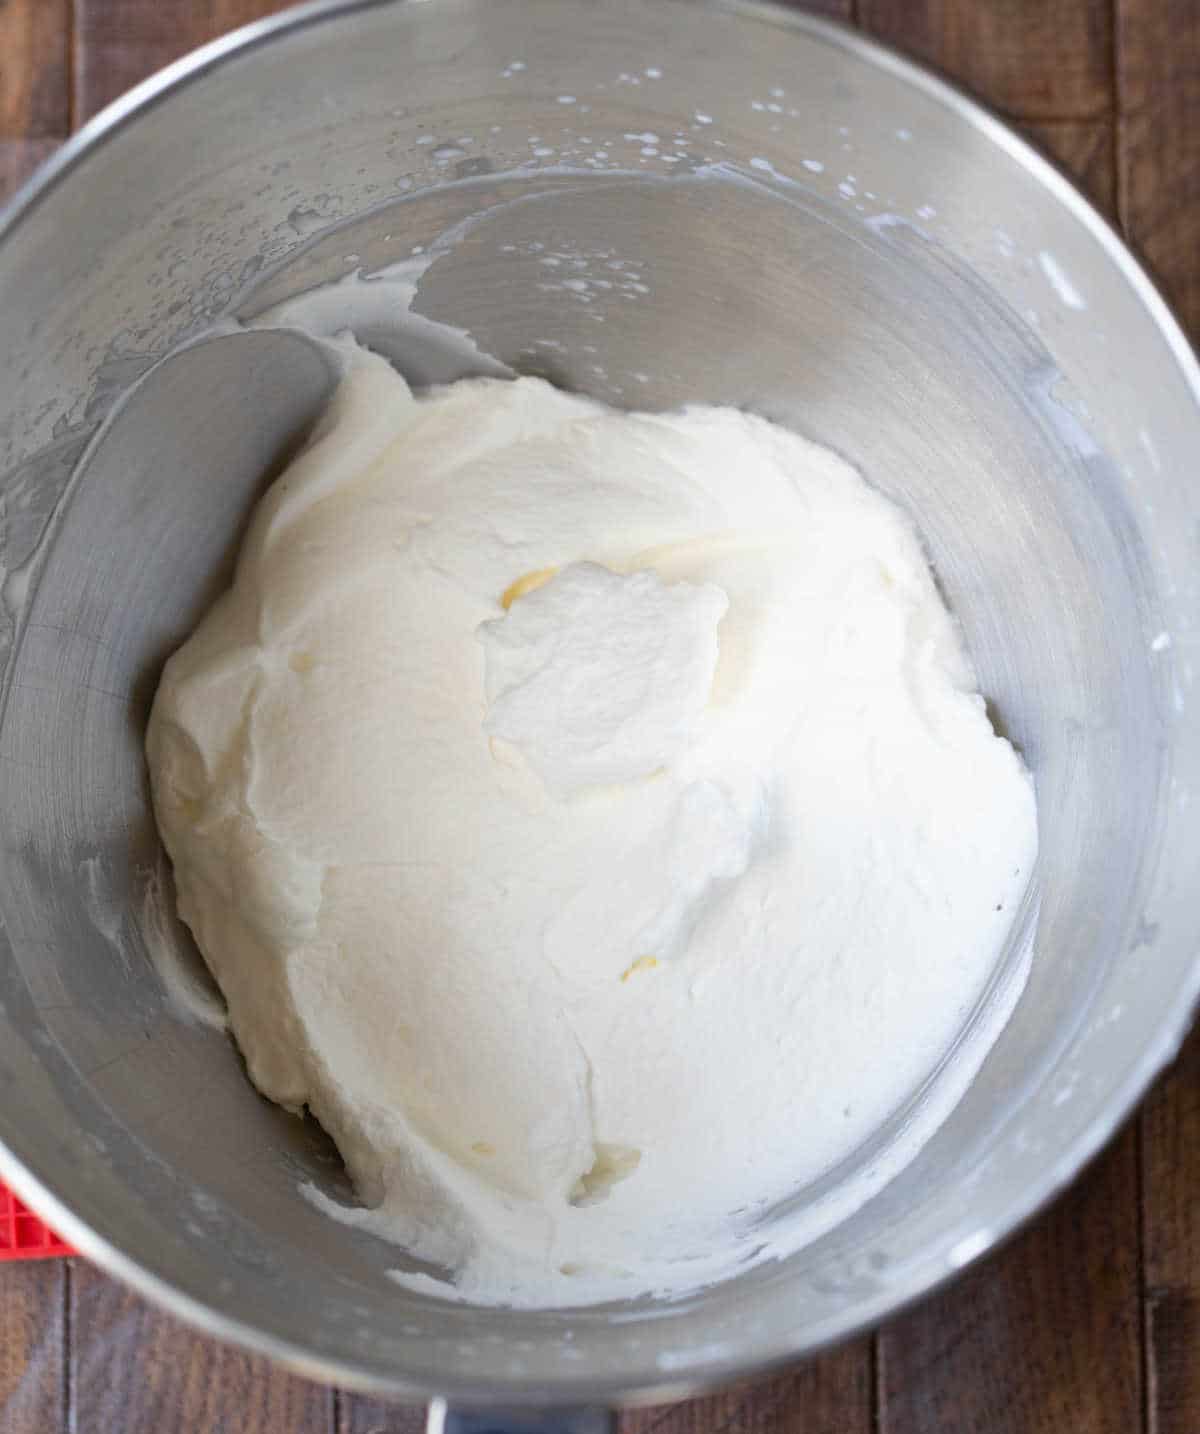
[479,561,728,797]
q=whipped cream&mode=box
[480,562,729,795]
[147,351,1037,1306]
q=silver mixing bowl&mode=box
[1,0,1198,1410]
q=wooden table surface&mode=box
[1,1,1198,1430]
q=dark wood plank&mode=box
[858,0,1113,121]
[74,0,298,123]
[1117,0,1200,336]
[1120,5,1200,1431]
[1022,119,1116,214]
[1141,1033,1200,1434]
[878,1128,1143,1434]
[69,1260,334,1433]
[618,1344,874,1434]
[0,1261,66,1434]
[337,1390,425,1434]
[0,0,70,140]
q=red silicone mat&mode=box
[0,1180,71,1259]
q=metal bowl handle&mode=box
[428,1398,615,1434]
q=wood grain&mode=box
[858,0,1113,121]
[620,1346,874,1434]
[0,1261,65,1434]
[1117,0,1200,335]
[878,1128,1143,1434]
[0,0,70,139]
[1119,4,1200,1431]
[68,1260,334,1433]
[74,0,297,123]
[1141,1036,1200,1434]
[1021,118,1116,213]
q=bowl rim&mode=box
[1,0,1199,1407]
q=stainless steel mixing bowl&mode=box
[1,0,1198,1409]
